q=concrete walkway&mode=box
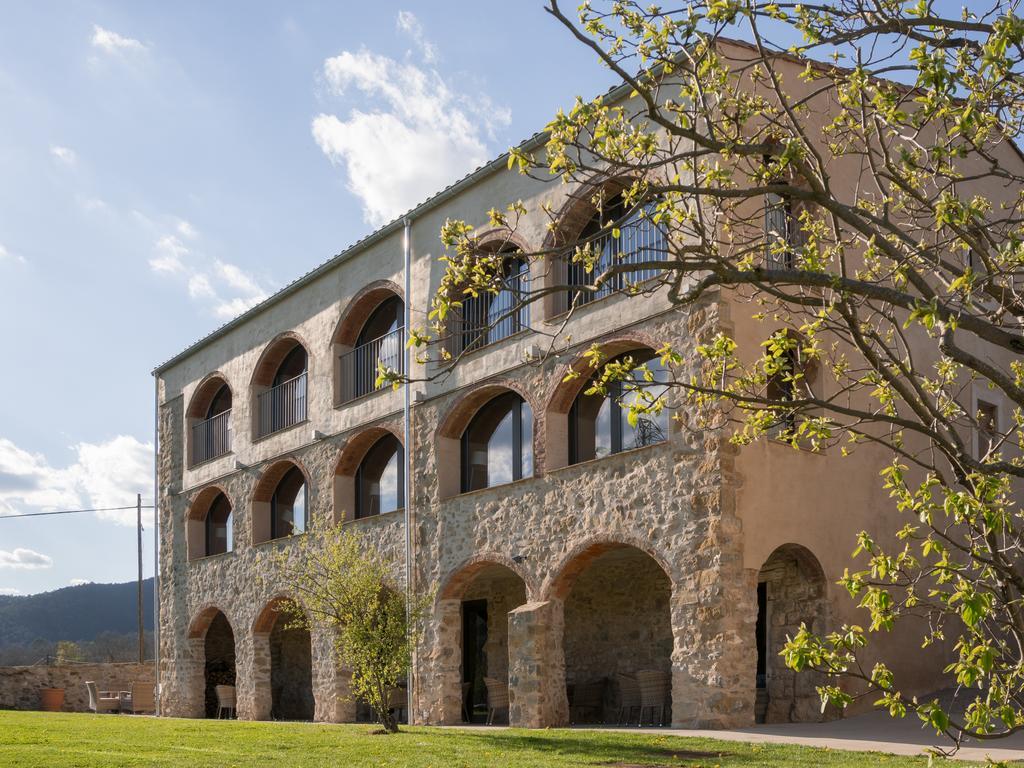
[599,710,1024,763]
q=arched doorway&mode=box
[755,544,829,723]
[254,599,314,721]
[439,560,528,724]
[557,543,673,726]
[187,606,236,720]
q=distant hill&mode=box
[0,579,154,647]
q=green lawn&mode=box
[0,710,960,767]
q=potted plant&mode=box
[39,687,64,712]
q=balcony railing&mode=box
[257,372,307,438]
[564,212,666,311]
[451,267,529,356]
[191,409,231,465]
[340,326,404,403]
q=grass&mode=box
[0,710,965,767]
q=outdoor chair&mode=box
[386,686,407,724]
[569,677,606,724]
[85,681,120,714]
[215,685,236,719]
[615,674,641,725]
[461,681,472,723]
[129,682,155,714]
[635,669,671,726]
[483,677,509,725]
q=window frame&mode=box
[354,434,405,519]
[270,466,308,539]
[460,392,533,493]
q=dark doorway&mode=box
[462,599,488,723]
[204,612,235,718]
[269,617,314,721]
[756,581,767,689]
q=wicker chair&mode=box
[615,674,642,725]
[483,677,509,725]
[129,682,155,714]
[85,681,120,714]
[569,678,606,724]
[387,686,407,723]
[215,685,236,719]
[635,670,671,726]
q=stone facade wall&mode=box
[0,662,154,712]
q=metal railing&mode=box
[451,267,529,356]
[764,192,798,270]
[564,211,666,311]
[257,372,307,437]
[340,326,405,403]
[191,409,231,465]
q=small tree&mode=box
[54,640,83,665]
[273,527,428,733]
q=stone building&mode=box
[153,47,1004,728]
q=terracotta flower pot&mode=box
[39,687,65,712]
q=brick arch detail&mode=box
[251,331,310,388]
[252,458,312,504]
[545,333,664,416]
[187,484,231,522]
[541,535,675,602]
[334,424,404,477]
[758,542,827,585]
[332,280,405,349]
[473,230,532,254]
[252,594,308,635]
[187,372,233,420]
[435,379,540,440]
[541,176,633,250]
[187,604,236,640]
[438,552,536,601]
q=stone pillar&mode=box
[413,598,462,725]
[311,626,356,723]
[507,600,568,728]
[182,637,207,718]
[237,633,272,721]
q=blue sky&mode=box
[0,2,618,596]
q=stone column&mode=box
[507,600,568,728]
[236,632,272,720]
[413,598,462,725]
[182,637,207,718]
[311,626,356,723]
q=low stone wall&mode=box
[0,661,155,712]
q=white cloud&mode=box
[0,243,26,265]
[79,197,109,213]
[312,15,510,226]
[50,145,77,165]
[91,25,147,55]
[149,235,188,274]
[0,587,23,596]
[396,10,437,64]
[0,435,152,526]
[177,219,198,239]
[212,295,265,319]
[187,273,215,299]
[0,548,53,570]
[69,578,90,587]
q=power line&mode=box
[0,504,154,520]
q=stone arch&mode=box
[250,332,310,388]
[186,373,233,466]
[434,381,542,498]
[332,423,404,523]
[754,543,830,725]
[251,458,312,545]
[544,336,666,470]
[430,556,531,725]
[332,281,405,406]
[185,605,236,719]
[185,484,232,560]
[543,538,675,727]
[251,595,314,721]
[186,372,233,420]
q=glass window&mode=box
[356,435,404,518]
[461,392,533,492]
[206,384,232,418]
[357,296,404,346]
[271,466,307,538]
[274,344,308,386]
[765,187,796,270]
[204,493,233,556]
[458,254,529,353]
[569,351,670,464]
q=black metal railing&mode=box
[451,267,529,356]
[340,326,405,403]
[191,409,231,465]
[564,211,666,311]
[257,372,307,437]
[764,192,798,270]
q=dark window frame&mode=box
[460,393,532,493]
[354,434,405,519]
[270,466,308,539]
[204,493,233,557]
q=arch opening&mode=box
[449,247,530,356]
[253,337,308,438]
[337,291,405,404]
[559,544,672,726]
[186,488,233,561]
[460,391,533,493]
[252,461,309,545]
[254,599,314,721]
[187,376,233,465]
[755,544,829,724]
[203,611,236,718]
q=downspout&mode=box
[402,216,414,723]
[152,373,162,716]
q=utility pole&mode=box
[137,493,144,663]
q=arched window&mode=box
[569,351,670,464]
[271,466,307,538]
[461,392,533,492]
[454,252,529,355]
[565,193,665,309]
[341,295,405,402]
[355,434,404,518]
[258,342,308,437]
[204,492,233,556]
[189,379,233,465]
